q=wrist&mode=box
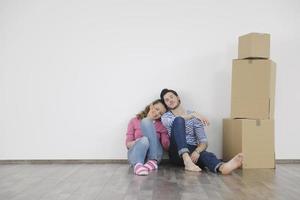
[194,149,201,154]
[189,113,194,119]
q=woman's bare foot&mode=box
[182,153,201,172]
[219,153,243,175]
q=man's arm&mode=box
[180,113,194,120]
[190,118,208,163]
[191,112,210,126]
[194,143,208,154]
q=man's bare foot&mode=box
[219,153,243,175]
[182,153,201,172]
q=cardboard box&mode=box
[238,33,270,59]
[231,59,276,119]
[223,118,275,169]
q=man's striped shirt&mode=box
[161,110,208,146]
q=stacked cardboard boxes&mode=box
[223,33,276,169]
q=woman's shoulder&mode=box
[154,120,167,130]
[129,117,141,125]
[154,119,163,125]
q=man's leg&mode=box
[218,153,243,175]
[168,131,184,166]
[170,117,201,172]
[197,151,243,174]
[196,151,223,173]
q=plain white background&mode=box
[0,0,299,160]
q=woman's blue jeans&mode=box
[128,118,163,166]
[168,117,223,173]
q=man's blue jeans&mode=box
[168,117,223,173]
[128,118,163,166]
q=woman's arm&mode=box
[125,118,136,149]
[159,125,170,151]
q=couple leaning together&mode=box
[125,88,243,176]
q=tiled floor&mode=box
[0,163,300,200]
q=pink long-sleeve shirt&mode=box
[125,117,170,151]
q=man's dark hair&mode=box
[160,88,179,105]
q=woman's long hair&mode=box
[136,99,163,120]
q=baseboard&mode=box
[0,159,128,164]
[275,159,300,164]
[0,159,299,164]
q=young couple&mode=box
[125,88,243,176]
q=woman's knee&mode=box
[138,136,150,148]
[141,118,156,138]
[141,117,153,127]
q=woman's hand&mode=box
[192,112,210,126]
[190,151,200,163]
[127,140,136,149]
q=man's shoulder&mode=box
[162,111,173,118]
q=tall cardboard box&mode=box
[231,59,276,119]
[238,33,270,59]
[223,118,275,168]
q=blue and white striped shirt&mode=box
[161,110,208,146]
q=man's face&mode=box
[163,92,180,110]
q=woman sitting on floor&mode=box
[125,99,169,176]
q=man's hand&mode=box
[192,112,210,126]
[190,151,200,163]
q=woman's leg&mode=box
[170,117,201,172]
[140,118,163,161]
[127,137,150,175]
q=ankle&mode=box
[134,163,144,169]
[182,153,190,161]
[148,159,157,163]
[144,160,158,171]
[183,155,196,167]
[218,164,225,173]
[134,163,149,176]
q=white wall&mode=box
[0,0,299,160]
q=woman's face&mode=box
[147,102,166,120]
[163,92,180,110]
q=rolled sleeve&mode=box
[193,118,208,144]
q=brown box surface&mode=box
[238,33,270,59]
[231,59,276,119]
[223,118,275,169]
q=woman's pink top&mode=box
[125,117,170,151]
